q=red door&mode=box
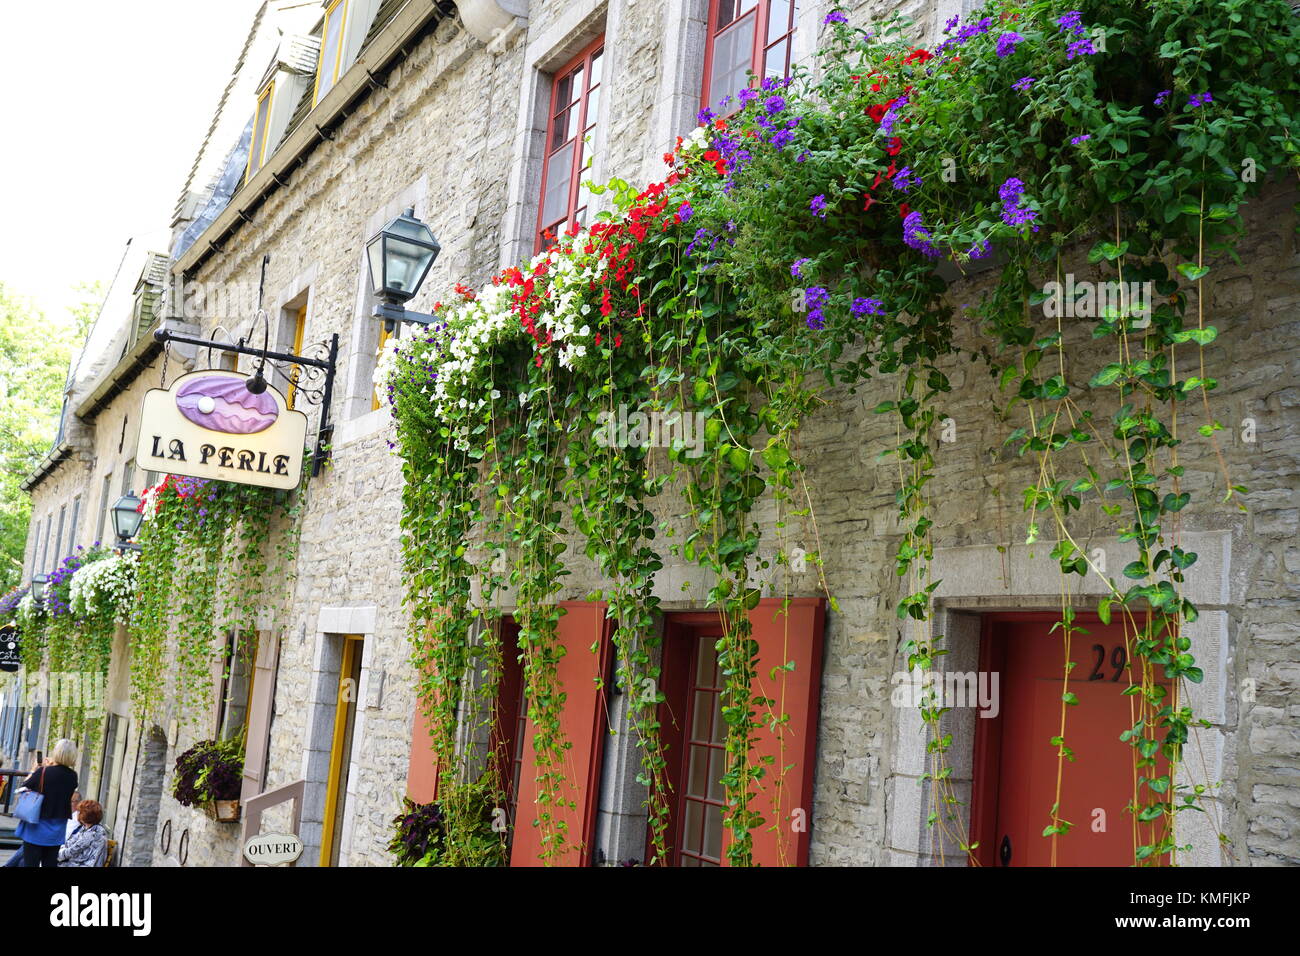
[973,613,1170,867]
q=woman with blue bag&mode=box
[14,739,79,867]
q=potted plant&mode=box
[172,738,244,822]
[387,780,504,866]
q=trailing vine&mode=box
[130,473,300,725]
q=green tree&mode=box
[0,283,76,590]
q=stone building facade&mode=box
[13,0,1298,868]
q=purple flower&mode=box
[902,211,942,258]
[998,177,1039,231]
[1070,134,1091,145]
[967,239,992,260]
[796,150,811,162]
[1057,11,1085,35]
[1187,91,1213,108]
[892,166,922,192]
[944,15,960,33]
[791,257,811,278]
[738,87,759,107]
[1012,76,1036,93]
[823,10,848,25]
[685,227,709,256]
[880,95,909,136]
[765,95,786,114]
[1154,89,1171,106]
[955,17,992,44]
[996,32,1024,58]
[810,194,828,218]
[770,128,795,149]
[697,107,716,125]
[851,297,885,317]
[1066,38,1095,59]
[804,286,830,329]
[678,201,694,222]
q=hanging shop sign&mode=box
[135,370,308,490]
[243,831,304,866]
[0,623,20,673]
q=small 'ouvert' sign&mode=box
[243,832,304,866]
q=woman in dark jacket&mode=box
[16,738,79,867]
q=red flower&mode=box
[614,333,622,348]
[902,48,932,65]
[663,151,675,165]
[899,203,912,217]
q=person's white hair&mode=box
[50,738,78,768]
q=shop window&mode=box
[246,81,275,182]
[314,0,350,105]
[536,38,605,253]
[701,0,799,114]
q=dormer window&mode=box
[314,0,349,105]
[247,81,275,181]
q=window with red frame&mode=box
[536,38,604,252]
[701,0,799,114]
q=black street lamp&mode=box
[366,207,441,332]
[30,573,48,602]
[112,491,144,552]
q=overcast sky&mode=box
[0,0,267,326]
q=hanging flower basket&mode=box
[209,799,241,823]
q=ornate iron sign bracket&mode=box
[152,326,340,476]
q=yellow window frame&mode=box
[372,322,391,411]
[287,306,308,409]
[312,0,351,107]
[245,81,276,183]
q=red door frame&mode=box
[971,609,1160,867]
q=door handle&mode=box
[999,834,1012,866]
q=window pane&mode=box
[691,690,714,739]
[768,0,792,43]
[717,0,758,30]
[682,799,704,853]
[588,49,603,87]
[550,106,577,151]
[764,36,789,82]
[703,803,724,859]
[317,2,346,101]
[707,749,726,802]
[540,140,574,227]
[695,640,715,685]
[585,86,601,129]
[709,12,757,106]
[688,745,710,797]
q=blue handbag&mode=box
[14,767,45,825]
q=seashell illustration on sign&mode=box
[175,375,280,435]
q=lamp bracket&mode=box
[372,302,440,328]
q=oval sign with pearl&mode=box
[176,375,279,434]
[135,369,308,491]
